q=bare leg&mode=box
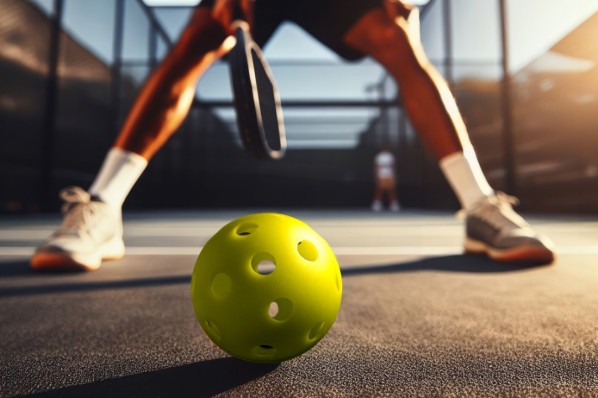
[115,8,231,160]
[374,185,384,202]
[343,3,495,211]
[87,7,236,208]
[386,186,397,204]
[30,8,236,271]
[343,3,471,159]
[344,4,554,263]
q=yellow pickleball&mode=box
[191,213,342,363]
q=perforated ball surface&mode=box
[191,213,342,363]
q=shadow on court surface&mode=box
[342,254,548,277]
[29,357,279,398]
[0,273,190,298]
[0,259,31,278]
[0,255,546,298]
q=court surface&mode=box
[1,209,598,397]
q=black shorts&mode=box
[199,0,383,60]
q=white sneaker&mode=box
[464,192,555,264]
[31,187,124,271]
[390,201,401,212]
[371,200,382,212]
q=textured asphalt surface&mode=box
[1,210,598,397]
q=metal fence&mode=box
[1,0,597,213]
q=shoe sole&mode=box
[31,237,125,272]
[465,238,555,264]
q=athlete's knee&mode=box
[364,6,414,51]
[366,18,419,64]
[378,1,422,51]
[384,0,416,22]
[177,7,228,55]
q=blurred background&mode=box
[1,0,597,214]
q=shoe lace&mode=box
[57,187,103,234]
[459,192,525,230]
[486,191,519,209]
[474,192,526,230]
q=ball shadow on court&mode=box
[29,357,279,398]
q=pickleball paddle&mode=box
[228,20,287,160]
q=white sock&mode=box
[439,148,494,210]
[88,147,148,209]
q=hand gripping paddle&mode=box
[228,20,287,160]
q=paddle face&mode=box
[229,21,287,160]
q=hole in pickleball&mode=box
[252,345,276,358]
[211,273,231,299]
[251,252,276,275]
[297,240,318,262]
[236,222,258,236]
[269,298,293,321]
[308,321,325,341]
[269,301,279,317]
[204,320,221,341]
[257,261,275,274]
